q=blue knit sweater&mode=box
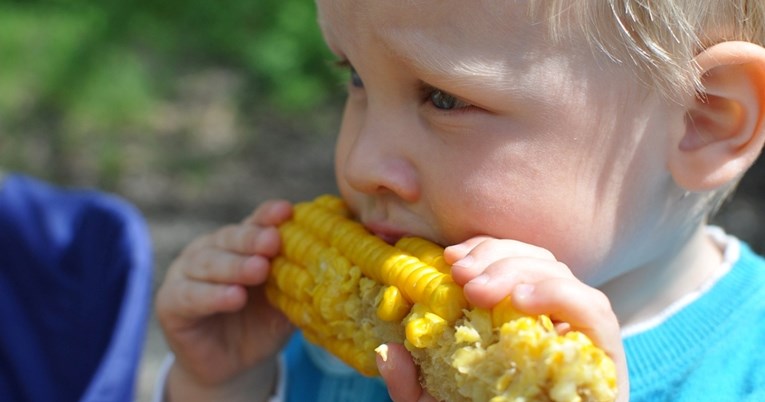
[624,238,765,401]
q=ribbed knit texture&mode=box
[625,242,765,401]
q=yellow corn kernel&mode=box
[405,304,448,348]
[374,344,389,361]
[313,193,350,214]
[270,257,314,301]
[289,199,468,322]
[376,285,411,322]
[491,295,525,327]
[395,236,452,274]
[264,285,320,329]
[266,195,617,402]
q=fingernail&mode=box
[256,228,271,243]
[470,273,490,285]
[513,283,534,299]
[444,243,468,256]
[453,255,474,270]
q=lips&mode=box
[362,221,409,245]
[350,197,419,244]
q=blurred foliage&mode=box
[0,0,343,192]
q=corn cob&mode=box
[266,195,617,402]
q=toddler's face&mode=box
[318,0,688,285]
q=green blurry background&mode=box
[2,1,764,399]
[0,0,343,209]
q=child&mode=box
[154,1,765,401]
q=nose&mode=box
[338,106,420,202]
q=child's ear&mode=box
[669,41,765,192]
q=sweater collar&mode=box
[622,228,763,387]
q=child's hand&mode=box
[377,236,628,401]
[155,200,295,401]
[445,236,629,402]
[376,343,438,402]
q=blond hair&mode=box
[532,0,765,100]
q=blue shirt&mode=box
[0,174,153,402]
[624,238,765,401]
[284,333,390,402]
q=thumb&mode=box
[376,343,438,402]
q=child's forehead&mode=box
[316,0,606,105]
[317,0,551,61]
[319,0,518,24]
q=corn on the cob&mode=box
[266,195,617,402]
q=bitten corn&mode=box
[266,195,617,402]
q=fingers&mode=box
[195,199,291,256]
[510,278,629,400]
[242,199,293,226]
[377,343,438,402]
[183,248,272,286]
[511,278,620,350]
[461,257,572,309]
[208,225,281,256]
[157,199,293,327]
[444,236,628,400]
[162,281,249,319]
[446,237,558,286]
[449,237,619,346]
[445,236,610,337]
[170,199,292,287]
[445,237,570,309]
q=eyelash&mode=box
[333,59,475,112]
[334,59,363,88]
[419,85,473,111]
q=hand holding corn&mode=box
[155,199,296,402]
[266,195,618,402]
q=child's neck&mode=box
[601,224,724,331]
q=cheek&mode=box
[441,183,615,284]
[422,137,623,284]
[426,164,565,244]
[333,103,360,192]
[333,136,349,186]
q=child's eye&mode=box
[349,66,364,88]
[428,89,471,110]
[333,59,364,89]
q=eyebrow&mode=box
[378,27,561,114]
[378,28,516,93]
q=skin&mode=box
[157,200,294,401]
[155,1,765,401]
